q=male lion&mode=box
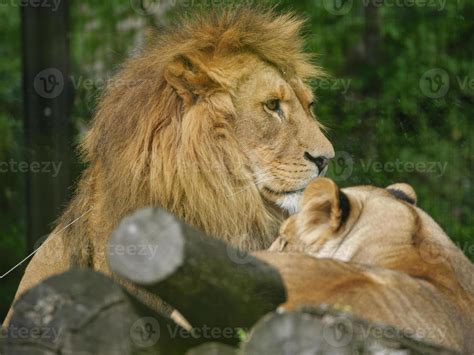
[256,178,474,353]
[5,8,334,323]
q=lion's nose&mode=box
[304,152,330,172]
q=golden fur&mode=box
[255,178,474,353]
[5,7,334,324]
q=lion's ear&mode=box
[386,183,417,205]
[300,178,349,230]
[164,54,217,105]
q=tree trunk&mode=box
[21,0,74,251]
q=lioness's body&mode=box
[257,179,474,353]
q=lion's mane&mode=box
[57,7,322,266]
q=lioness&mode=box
[255,178,474,353]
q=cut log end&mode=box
[108,207,186,284]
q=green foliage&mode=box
[0,3,26,319]
[237,328,248,342]
[273,0,473,255]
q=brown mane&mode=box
[56,7,324,266]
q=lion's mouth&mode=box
[263,186,305,196]
[260,165,329,198]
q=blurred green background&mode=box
[0,0,472,320]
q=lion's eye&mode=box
[265,99,281,112]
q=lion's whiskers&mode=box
[226,172,273,197]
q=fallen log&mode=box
[108,207,286,341]
[242,306,459,355]
[3,269,203,355]
[185,342,237,355]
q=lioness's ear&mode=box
[301,178,349,230]
[164,54,217,105]
[386,183,417,205]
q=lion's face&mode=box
[232,61,334,214]
[77,10,340,251]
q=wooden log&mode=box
[185,342,237,355]
[0,327,5,353]
[108,207,286,342]
[242,306,459,355]
[3,269,203,355]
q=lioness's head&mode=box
[267,178,474,354]
[272,178,473,293]
[273,178,421,258]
